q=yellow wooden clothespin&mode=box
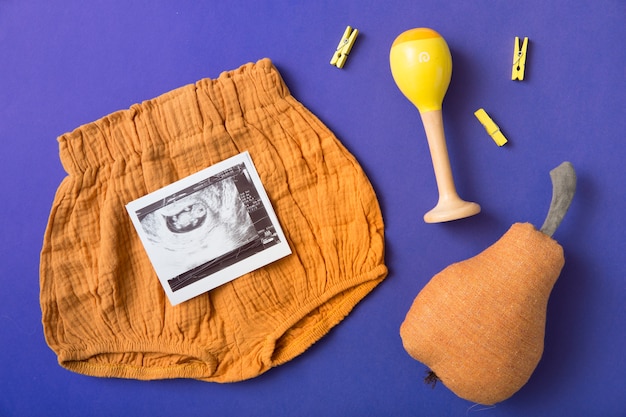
[474,108,508,146]
[330,26,358,68]
[512,36,529,80]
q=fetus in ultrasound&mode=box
[164,202,208,233]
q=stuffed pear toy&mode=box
[400,161,576,405]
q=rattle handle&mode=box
[420,110,460,202]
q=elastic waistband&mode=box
[58,58,290,175]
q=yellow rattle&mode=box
[390,28,480,223]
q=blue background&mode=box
[1,1,625,416]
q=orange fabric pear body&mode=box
[400,223,564,405]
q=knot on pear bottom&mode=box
[400,223,564,405]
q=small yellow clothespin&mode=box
[474,108,508,146]
[330,26,358,68]
[511,36,529,80]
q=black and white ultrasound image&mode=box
[137,172,259,287]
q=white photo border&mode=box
[126,151,291,306]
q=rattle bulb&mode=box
[390,28,480,223]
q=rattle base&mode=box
[424,199,481,223]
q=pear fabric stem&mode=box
[540,161,577,237]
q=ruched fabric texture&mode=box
[40,58,387,382]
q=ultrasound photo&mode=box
[126,152,291,305]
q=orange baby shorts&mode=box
[40,58,387,382]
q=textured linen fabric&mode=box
[400,222,564,405]
[40,58,387,382]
